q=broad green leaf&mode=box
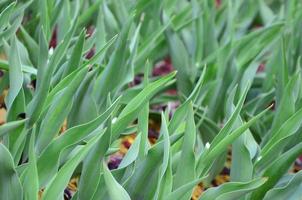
[154,113,172,200]
[19,26,39,66]
[197,106,270,176]
[84,34,118,66]
[20,127,39,200]
[157,154,173,200]
[43,67,85,111]
[36,66,88,152]
[166,178,204,200]
[124,133,183,199]
[262,74,300,146]
[102,162,131,200]
[39,0,51,40]
[67,70,98,127]
[200,178,267,200]
[43,34,116,112]
[28,21,77,126]
[138,104,149,159]
[94,8,106,64]
[10,122,27,164]
[102,2,119,34]
[37,97,120,187]
[0,119,27,137]
[236,23,283,69]
[264,170,302,200]
[210,83,250,148]
[227,86,256,182]
[111,72,176,141]
[165,28,193,96]
[119,134,141,168]
[138,61,150,159]
[0,2,16,29]
[48,19,77,76]
[93,19,132,108]
[173,102,196,197]
[5,36,23,110]
[251,142,302,200]
[77,113,112,200]
[42,133,104,200]
[262,107,302,154]
[202,23,284,66]
[256,106,302,173]
[26,30,49,125]
[0,60,37,75]
[62,29,85,78]
[168,67,206,134]
[0,143,23,200]
[0,12,23,44]
[56,0,73,42]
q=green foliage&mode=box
[0,0,302,200]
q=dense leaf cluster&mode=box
[0,0,302,200]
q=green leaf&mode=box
[200,178,267,200]
[0,12,23,44]
[19,26,39,66]
[235,24,283,70]
[39,0,51,40]
[124,133,183,199]
[20,127,39,200]
[42,133,104,200]
[36,66,88,152]
[138,62,150,159]
[84,34,118,66]
[165,28,193,96]
[37,97,120,187]
[197,105,270,176]
[173,102,196,197]
[5,36,24,110]
[0,59,37,75]
[0,2,16,29]
[168,67,206,134]
[166,178,204,200]
[0,143,23,200]
[93,19,132,108]
[102,162,131,200]
[251,142,302,200]
[28,21,77,126]
[77,112,112,200]
[264,170,302,200]
[211,84,250,148]
[264,74,300,144]
[154,113,172,200]
[119,134,141,168]
[157,154,173,200]
[0,119,27,137]
[43,33,116,113]
[67,70,98,127]
[62,29,85,78]
[135,20,172,68]
[256,106,302,173]
[226,86,256,182]
[111,72,176,141]
[26,30,49,125]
